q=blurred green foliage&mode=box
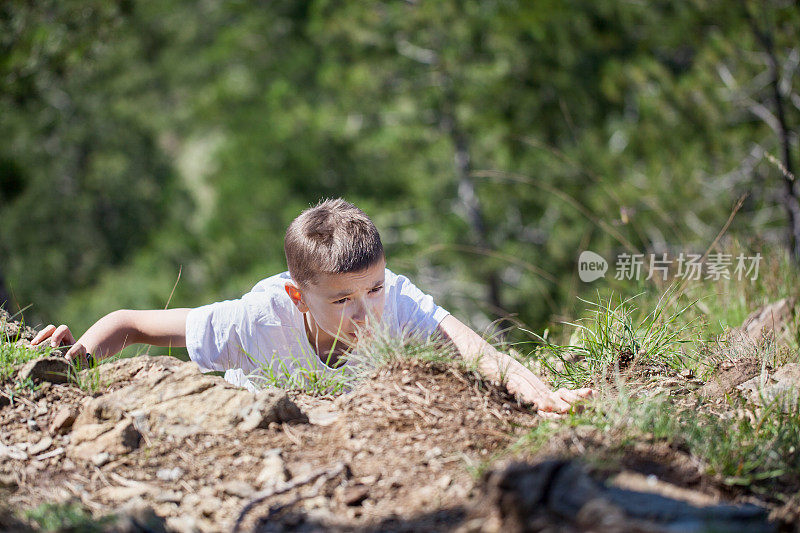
[1,0,798,344]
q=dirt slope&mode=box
[1,351,537,532]
[0,310,792,532]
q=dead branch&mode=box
[232,462,347,533]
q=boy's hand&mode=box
[527,386,595,414]
[31,324,91,365]
[437,315,596,415]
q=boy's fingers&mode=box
[65,344,86,364]
[537,410,563,420]
[556,388,595,403]
[31,325,56,346]
[556,388,583,403]
[540,394,570,413]
[50,325,75,347]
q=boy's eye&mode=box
[333,298,348,305]
[370,285,384,294]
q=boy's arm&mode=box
[437,314,593,413]
[31,309,190,364]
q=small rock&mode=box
[70,418,141,460]
[28,436,53,455]
[197,486,215,497]
[680,369,693,379]
[49,407,77,434]
[358,474,379,485]
[424,447,443,461]
[342,484,370,506]
[741,298,796,343]
[0,472,17,489]
[26,419,40,432]
[0,443,27,461]
[231,454,255,466]
[236,389,308,431]
[438,474,453,489]
[180,493,201,509]
[738,363,800,409]
[198,496,222,517]
[16,357,71,384]
[155,490,183,504]
[166,515,200,533]
[307,404,340,426]
[222,480,254,498]
[97,485,149,501]
[111,501,167,532]
[256,453,288,487]
[35,404,48,417]
[92,452,111,467]
[157,467,184,481]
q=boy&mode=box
[32,199,591,412]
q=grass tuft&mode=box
[24,501,113,532]
[67,354,112,394]
[571,389,800,495]
[242,322,462,396]
[1,313,110,394]
[527,287,701,388]
[0,319,54,380]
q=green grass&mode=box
[508,243,800,502]
[0,331,54,381]
[24,501,113,532]
[1,314,111,394]
[564,391,800,496]
[527,287,701,388]
[487,386,800,499]
[67,355,112,394]
[624,241,800,349]
[243,323,463,395]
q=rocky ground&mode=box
[0,308,798,532]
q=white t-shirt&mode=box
[185,268,449,390]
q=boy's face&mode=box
[287,258,386,348]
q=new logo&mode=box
[578,251,608,282]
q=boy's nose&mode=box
[351,300,367,325]
[352,313,368,327]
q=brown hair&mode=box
[284,198,384,286]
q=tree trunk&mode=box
[0,266,11,312]
[439,87,505,322]
[747,5,800,262]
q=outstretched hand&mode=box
[30,324,91,366]
[509,374,594,415]
[533,386,595,415]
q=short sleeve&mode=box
[185,293,277,373]
[389,271,450,338]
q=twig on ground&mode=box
[108,472,150,488]
[0,387,36,407]
[232,462,347,533]
[94,467,111,488]
[281,423,303,447]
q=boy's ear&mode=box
[285,282,309,313]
